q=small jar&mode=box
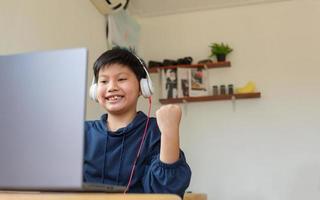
[212,85,218,95]
[228,84,234,95]
[220,85,226,95]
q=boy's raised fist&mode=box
[156,104,181,135]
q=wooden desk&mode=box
[0,191,181,200]
[184,193,207,200]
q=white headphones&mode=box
[89,53,153,102]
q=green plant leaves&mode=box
[209,42,233,57]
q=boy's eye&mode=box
[99,80,108,84]
[118,78,127,81]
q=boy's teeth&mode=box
[108,96,121,101]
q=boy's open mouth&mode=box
[106,95,124,102]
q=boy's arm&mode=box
[143,109,191,197]
[156,104,181,164]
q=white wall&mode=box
[137,0,320,200]
[0,0,107,119]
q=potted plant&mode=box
[209,42,233,62]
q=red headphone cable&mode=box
[124,96,152,194]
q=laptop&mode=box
[0,48,125,192]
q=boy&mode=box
[83,48,191,197]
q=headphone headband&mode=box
[132,53,154,98]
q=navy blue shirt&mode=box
[83,112,191,197]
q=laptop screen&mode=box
[0,48,88,190]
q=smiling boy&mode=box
[83,48,191,197]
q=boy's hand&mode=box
[156,104,181,136]
[156,104,181,163]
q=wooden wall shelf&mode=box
[148,61,231,73]
[148,60,262,104]
[159,92,261,104]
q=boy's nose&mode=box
[107,80,119,92]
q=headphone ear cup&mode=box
[89,83,98,102]
[140,78,153,98]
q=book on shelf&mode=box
[161,67,209,99]
[160,68,178,99]
[189,67,209,97]
[177,67,190,98]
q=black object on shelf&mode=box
[220,85,226,95]
[177,57,193,65]
[228,84,234,95]
[148,60,163,68]
[212,85,218,95]
[163,59,178,66]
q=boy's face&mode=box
[96,63,140,115]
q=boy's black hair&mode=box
[93,47,147,83]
